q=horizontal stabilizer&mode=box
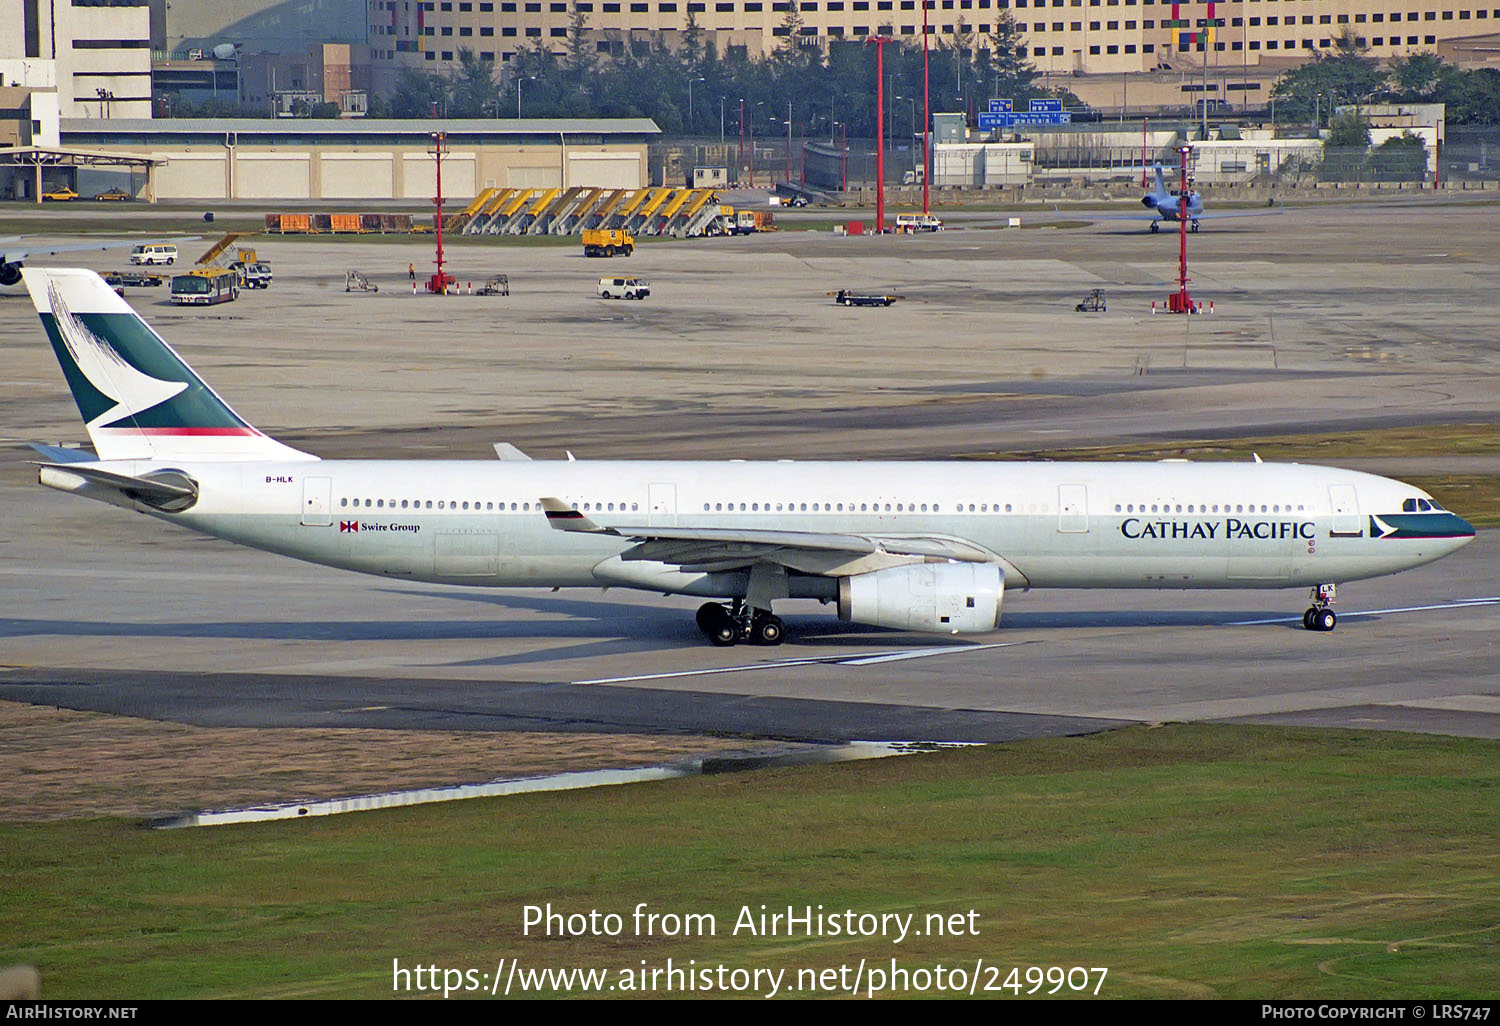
[26,442,95,464]
[493,442,533,461]
[36,462,199,512]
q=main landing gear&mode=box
[1303,583,1338,632]
[696,600,784,646]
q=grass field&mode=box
[3,724,1497,999]
[967,424,1500,528]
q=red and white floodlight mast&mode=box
[868,35,892,233]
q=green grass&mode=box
[965,424,1500,528]
[3,725,1498,998]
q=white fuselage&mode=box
[55,457,1472,600]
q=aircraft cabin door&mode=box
[1328,484,1362,537]
[1057,484,1088,533]
[648,483,677,527]
[301,476,332,527]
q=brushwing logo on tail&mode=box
[47,280,186,429]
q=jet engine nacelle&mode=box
[1141,194,1160,210]
[0,262,21,287]
[837,563,1003,633]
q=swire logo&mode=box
[340,520,360,532]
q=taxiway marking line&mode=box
[1226,597,1500,627]
[573,643,1018,686]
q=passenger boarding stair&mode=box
[195,233,247,267]
[445,187,498,233]
[551,188,601,234]
[528,186,581,234]
[505,188,559,234]
[673,191,722,237]
[487,189,539,234]
[464,188,516,234]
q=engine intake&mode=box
[838,563,1003,633]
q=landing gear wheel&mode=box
[751,614,785,646]
[1303,608,1317,631]
[1314,608,1337,632]
[1149,222,1160,234]
[696,602,722,634]
[697,603,738,646]
[1190,220,1201,233]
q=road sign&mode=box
[987,99,1014,113]
[1028,98,1063,112]
[978,111,1073,130]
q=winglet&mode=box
[539,496,613,534]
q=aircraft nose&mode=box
[1452,513,1478,545]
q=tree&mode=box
[387,65,449,118]
[449,48,499,117]
[1326,110,1371,147]
[1368,132,1429,182]
[988,12,1039,100]
[1271,45,1387,123]
[680,8,705,71]
[1389,52,1450,99]
[1320,111,1371,181]
[565,4,598,77]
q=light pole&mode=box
[786,99,792,185]
[688,76,705,132]
[516,75,536,118]
[720,96,726,144]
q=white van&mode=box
[598,276,649,300]
[130,244,177,266]
[895,213,943,233]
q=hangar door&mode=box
[402,153,476,199]
[236,154,311,199]
[152,153,226,199]
[567,154,642,190]
[320,153,395,199]
[508,165,560,189]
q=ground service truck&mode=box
[582,229,634,257]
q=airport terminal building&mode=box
[368,0,1500,83]
[52,117,659,200]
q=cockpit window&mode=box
[1403,498,1418,512]
[1417,498,1432,511]
[1429,499,1446,511]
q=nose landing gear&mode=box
[696,600,785,646]
[1303,583,1338,632]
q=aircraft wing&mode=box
[1059,204,1281,222]
[1197,208,1283,219]
[1,235,201,265]
[540,497,1000,575]
[1,237,122,264]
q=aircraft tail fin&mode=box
[23,267,316,463]
[1153,165,1168,198]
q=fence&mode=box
[650,132,1466,190]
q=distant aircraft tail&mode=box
[1152,165,1168,198]
[24,267,316,463]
